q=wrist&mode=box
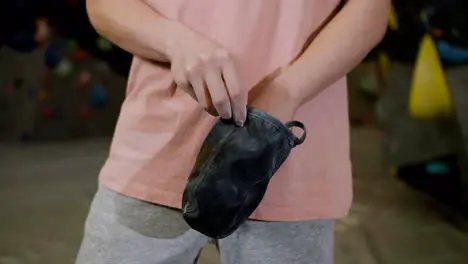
[257,77,300,123]
[160,20,195,61]
[149,19,187,61]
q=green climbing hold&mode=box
[96,37,113,52]
[54,59,73,77]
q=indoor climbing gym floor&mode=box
[1,127,468,264]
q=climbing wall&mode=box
[0,0,134,142]
[0,38,127,142]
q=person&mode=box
[76,0,389,263]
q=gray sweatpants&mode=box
[76,186,335,264]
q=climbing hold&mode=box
[96,62,110,73]
[96,37,113,52]
[432,28,445,38]
[72,49,89,62]
[425,162,451,175]
[436,40,468,64]
[388,5,398,31]
[410,35,452,119]
[54,59,73,77]
[90,83,108,109]
[359,72,378,95]
[35,18,50,44]
[41,108,54,119]
[378,52,389,81]
[37,89,48,101]
[77,71,91,87]
[44,43,61,69]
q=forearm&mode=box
[86,0,189,62]
[278,0,390,106]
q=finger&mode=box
[187,73,209,109]
[204,68,232,119]
[173,70,197,101]
[178,82,197,101]
[222,60,247,126]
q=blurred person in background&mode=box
[77,0,389,263]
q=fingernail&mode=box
[236,120,244,127]
[220,112,232,120]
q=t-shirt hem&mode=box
[100,177,351,222]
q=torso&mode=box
[100,0,352,221]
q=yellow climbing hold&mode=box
[409,34,453,119]
[388,5,398,31]
[378,52,389,81]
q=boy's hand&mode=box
[167,30,247,126]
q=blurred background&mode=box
[1,0,468,263]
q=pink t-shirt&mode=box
[100,0,352,221]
